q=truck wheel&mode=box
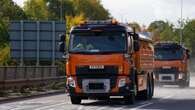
[179,80,187,88]
[124,94,135,104]
[181,81,190,88]
[70,96,81,104]
[186,81,190,87]
[149,73,154,98]
[142,75,152,100]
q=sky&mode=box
[13,0,195,26]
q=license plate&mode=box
[88,83,104,90]
[162,76,172,80]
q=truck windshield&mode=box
[155,48,183,60]
[69,32,127,53]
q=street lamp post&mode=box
[180,0,183,45]
[60,0,63,21]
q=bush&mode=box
[0,20,9,49]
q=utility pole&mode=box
[180,0,183,45]
[60,0,63,21]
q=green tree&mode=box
[24,0,49,20]
[182,20,195,57]
[46,0,75,20]
[0,20,9,48]
[0,0,27,21]
[73,0,110,20]
[45,0,110,20]
[128,22,141,32]
[0,0,26,48]
[148,20,177,42]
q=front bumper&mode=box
[154,73,187,85]
[67,84,134,99]
[69,92,132,99]
[155,79,185,85]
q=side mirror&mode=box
[59,42,65,53]
[186,49,190,59]
[60,34,66,41]
[133,33,140,52]
[134,40,140,52]
[59,34,66,53]
[128,32,140,52]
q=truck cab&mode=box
[154,42,190,87]
[59,20,154,104]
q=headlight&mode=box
[118,78,127,87]
[178,73,184,79]
[119,66,123,73]
[67,77,76,87]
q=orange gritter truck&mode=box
[154,42,190,87]
[59,20,154,104]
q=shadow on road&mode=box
[81,98,160,107]
[155,86,195,90]
[80,98,195,110]
[142,99,195,110]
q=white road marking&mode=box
[113,107,123,110]
[34,102,66,110]
[130,102,153,110]
[85,106,98,110]
[159,95,174,101]
[76,106,84,110]
[128,94,175,110]
[96,106,108,110]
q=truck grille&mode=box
[82,79,110,93]
[155,67,179,74]
[76,65,118,90]
[76,65,118,76]
[88,83,104,90]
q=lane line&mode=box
[130,102,153,110]
[34,102,66,110]
[127,93,176,110]
[96,106,108,110]
[113,107,125,110]
[76,106,84,110]
[159,95,174,101]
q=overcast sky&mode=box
[13,0,195,26]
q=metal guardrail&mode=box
[0,66,65,89]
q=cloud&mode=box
[101,0,195,26]
[13,0,25,7]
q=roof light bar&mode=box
[79,19,118,25]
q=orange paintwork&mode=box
[68,54,127,76]
[67,54,130,93]
[154,43,190,82]
[65,23,154,95]
[66,40,154,93]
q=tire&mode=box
[141,75,152,100]
[179,80,189,88]
[124,94,135,104]
[124,68,137,104]
[185,81,190,87]
[70,96,81,104]
[149,73,154,98]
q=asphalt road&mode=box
[0,76,195,110]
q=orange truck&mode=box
[154,42,190,87]
[59,20,154,104]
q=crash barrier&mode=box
[0,66,65,90]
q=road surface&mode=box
[0,76,195,110]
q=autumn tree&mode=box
[128,22,141,32]
[73,0,110,20]
[24,0,49,20]
[0,0,27,21]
